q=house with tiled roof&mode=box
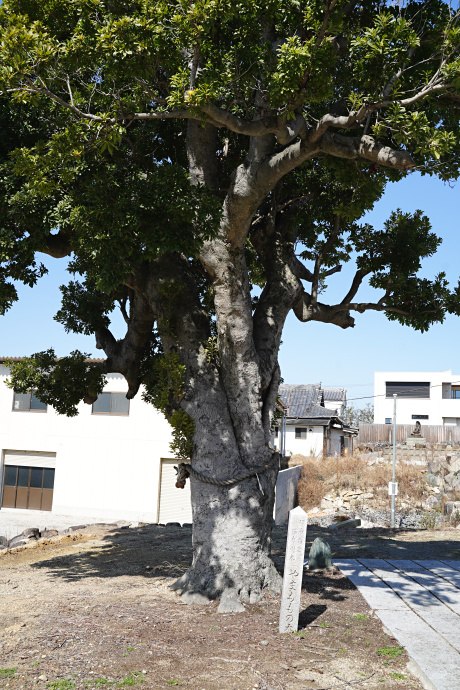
[273,383,356,457]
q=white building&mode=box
[274,384,356,457]
[0,361,192,523]
[0,361,303,525]
[374,370,460,426]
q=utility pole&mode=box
[281,407,287,457]
[391,394,397,528]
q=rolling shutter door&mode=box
[158,459,192,525]
[2,451,56,511]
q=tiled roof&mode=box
[279,383,346,420]
[322,387,346,402]
[279,384,322,417]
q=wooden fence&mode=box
[357,423,460,444]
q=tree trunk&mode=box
[172,443,282,602]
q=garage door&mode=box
[158,459,193,525]
[2,451,56,511]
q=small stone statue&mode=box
[308,537,333,571]
[411,420,422,437]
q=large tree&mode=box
[1,0,460,602]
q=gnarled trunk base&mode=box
[171,471,282,604]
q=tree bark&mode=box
[172,435,282,602]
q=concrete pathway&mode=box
[0,507,122,540]
[335,559,460,689]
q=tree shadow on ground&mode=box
[315,525,460,561]
[29,523,460,590]
[30,524,194,582]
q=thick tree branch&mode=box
[325,265,342,277]
[251,195,307,393]
[94,290,154,398]
[40,231,73,258]
[291,256,315,282]
[338,301,410,316]
[319,133,415,169]
[293,292,355,328]
[307,104,369,145]
[340,268,370,305]
[200,102,277,136]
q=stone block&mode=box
[40,529,59,539]
[426,473,442,487]
[428,460,441,475]
[449,457,460,473]
[444,472,456,487]
[444,501,460,516]
[67,524,88,533]
[328,518,361,530]
[274,466,302,526]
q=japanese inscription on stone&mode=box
[279,506,308,633]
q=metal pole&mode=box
[391,394,397,528]
[281,408,287,457]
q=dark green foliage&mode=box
[6,349,106,416]
[0,0,460,454]
[55,280,115,335]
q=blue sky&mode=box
[280,172,460,405]
[1,172,459,409]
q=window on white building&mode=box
[385,418,391,424]
[452,387,460,399]
[385,381,430,398]
[412,415,428,420]
[92,392,130,415]
[295,427,307,439]
[12,391,47,412]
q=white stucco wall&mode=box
[374,370,460,426]
[282,425,324,457]
[0,365,173,521]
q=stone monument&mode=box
[279,506,308,633]
[308,537,333,570]
[407,420,426,446]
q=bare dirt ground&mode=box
[1,524,459,690]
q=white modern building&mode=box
[0,361,193,524]
[374,370,460,426]
[274,384,356,457]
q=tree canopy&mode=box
[1,0,460,598]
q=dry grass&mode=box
[294,453,429,511]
